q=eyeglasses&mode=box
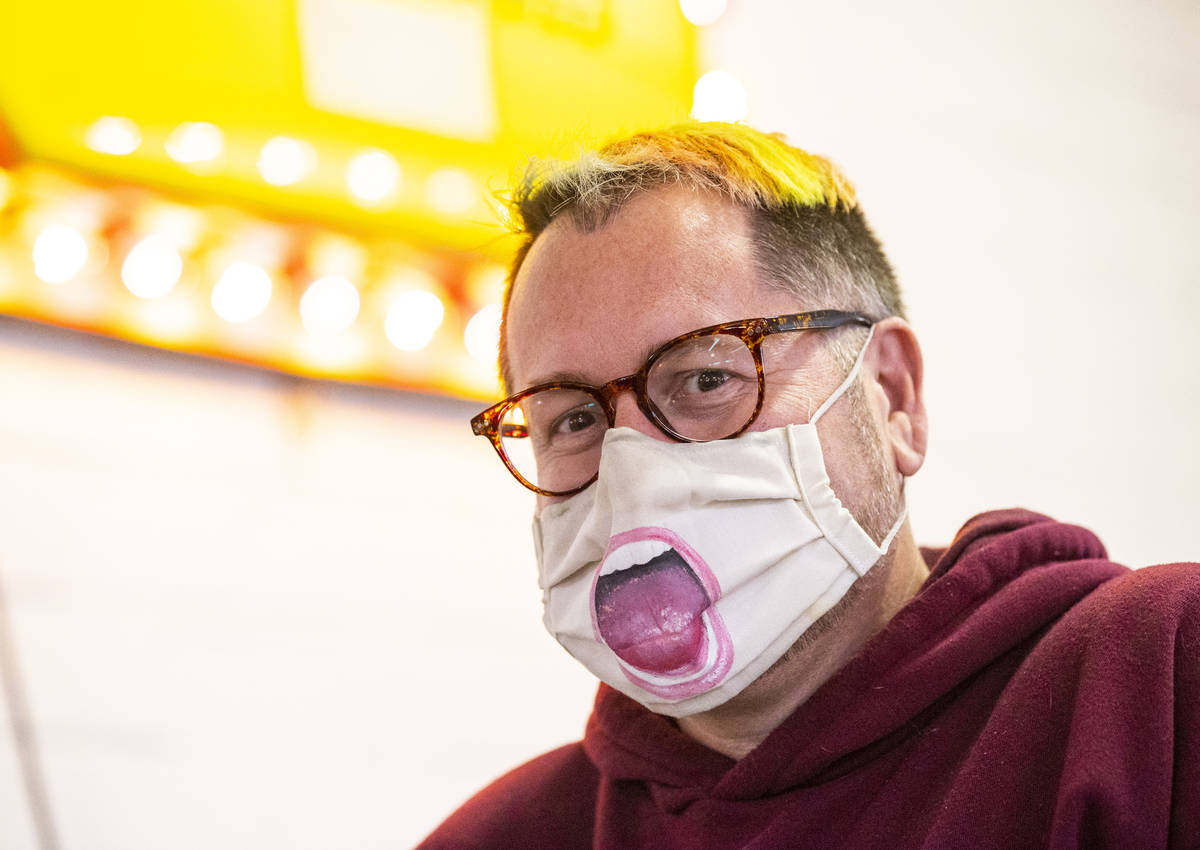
[470,309,873,497]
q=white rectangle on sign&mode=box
[299,0,499,142]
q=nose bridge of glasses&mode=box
[598,373,681,442]
[596,373,640,417]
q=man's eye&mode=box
[672,369,737,396]
[552,407,599,436]
[690,369,730,393]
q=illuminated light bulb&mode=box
[425,168,476,215]
[85,116,141,156]
[211,262,272,322]
[464,303,502,364]
[384,289,445,351]
[165,122,224,164]
[32,225,89,283]
[300,275,360,335]
[691,70,748,122]
[257,136,317,186]
[680,0,726,26]
[121,234,183,299]
[346,149,401,206]
[85,117,140,156]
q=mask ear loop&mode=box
[810,325,875,426]
[807,324,910,554]
[878,495,909,554]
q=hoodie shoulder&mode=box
[416,742,597,850]
[1036,561,1200,845]
[1067,560,1200,630]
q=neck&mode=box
[676,528,929,760]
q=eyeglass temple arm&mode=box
[765,310,873,334]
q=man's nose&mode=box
[611,392,674,442]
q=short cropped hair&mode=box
[499,121,904,390]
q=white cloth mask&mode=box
[532,328,906,717]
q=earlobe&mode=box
[870,318,928,478]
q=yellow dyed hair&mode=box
[508,122,858,236]
[499,121,903,390]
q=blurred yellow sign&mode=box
[0,0,697,252]
[0,1,698,400]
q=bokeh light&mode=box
[165,122,224,165]
[385,289,445,351]
[33,225,89,283]
[299,275,360,335]
[85,116,141,156]
[211,262,272,322]
[257,136,317,186]
[121,234,184,299]
[691,70,748,122]
[346,149,401,206]
[464,303,502,364]
[680,0,726,26]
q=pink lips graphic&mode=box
[590,526,733,699]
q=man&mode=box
[419,123,1199,848]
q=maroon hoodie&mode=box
[418,510,1200,849]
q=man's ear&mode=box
[867,317,928,477]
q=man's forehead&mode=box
[503,187,791,391]
[519,188,743,281]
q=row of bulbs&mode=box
[84,66,752,209]
[26,221,503,362]
[85,117,481,214]
[78,1,741,214]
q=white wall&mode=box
[707,0,1200,566]
[0,320,594,850]
[0,1,1197,847]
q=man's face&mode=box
[505,185,894,532]
[503,184,922,724]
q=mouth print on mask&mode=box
[590,526,733,698]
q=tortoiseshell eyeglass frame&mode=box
[470,309,874,497]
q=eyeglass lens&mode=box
[500,389,606,495]
[500,333,759,494]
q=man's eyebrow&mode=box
[519,341,659,391]
[522,369,598,389]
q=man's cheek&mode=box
[758,382,820,427]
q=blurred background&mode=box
[0,0,1195,847]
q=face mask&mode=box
[532,328,906,717]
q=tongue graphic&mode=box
[594,549,709,674]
